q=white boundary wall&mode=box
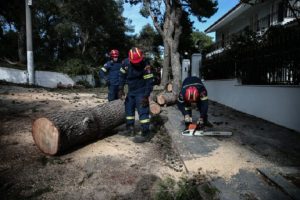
[204,79,300,132]
[0,67,74,88]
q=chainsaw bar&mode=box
[181,129,232,137]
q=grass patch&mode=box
[154,177,202,200]
[37,156,65,166]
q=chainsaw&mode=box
[181,122,232,137]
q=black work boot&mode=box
[126,125,135,137]
[133,130,151,143]
[204,120,213,128]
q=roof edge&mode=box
[205,2,242,33]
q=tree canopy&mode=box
[0,0,133,72]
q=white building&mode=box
[205,0,300,55]
[201,0,300,133]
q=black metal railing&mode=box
[202,26,300,85]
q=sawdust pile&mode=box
[185,141,274,181]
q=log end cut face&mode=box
[32,118,60,155]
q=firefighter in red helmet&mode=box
[177,76,213,129]
[99,49,122,101]
[118,47,154,143]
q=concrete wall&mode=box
[0,67,28,84]
[0,67,74,88]
[204,79,300,132]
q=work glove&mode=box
[184,115,192,123]
[140,96,149,107]
[118,89,125,100]
[184,115,192,130]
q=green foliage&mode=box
[154,177,202,200]
[137,24,162,56]
[0,30,18,59]
[202,25,300,84]
[0,0,133,67]
[191,31,214,53]
[178,10,195,55]
[187,0,218,22]
[75,80,92,88]
[56,58,92,76]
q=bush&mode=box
[75,80,92,88]
[154,177,202,200]
[57,58,92,76]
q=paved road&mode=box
[163,101,300,200]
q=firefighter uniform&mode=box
[99,60,122,101]
[177,76,209,122]
[119,58,154,135]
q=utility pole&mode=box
[25,0,35,85]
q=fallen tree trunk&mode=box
[157,92,177,106]
[32,99,125,155]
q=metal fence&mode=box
[202,26,300,85]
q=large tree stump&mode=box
[157,92,177,106]
[32,99,125,155]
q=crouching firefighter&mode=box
[177,76,213,130]
[99,49,122,101]
[118,47,154,143]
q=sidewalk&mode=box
[162,101,300,200]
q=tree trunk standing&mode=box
[81,30,89,55]
[148,2,172,87]
[32,100,125,155]
[146,0,183,94]
[167,6,182,95]
[161,40,170,86]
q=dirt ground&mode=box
[2,84,299,200]
[0,84,186,200]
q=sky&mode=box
[123,0,240,39]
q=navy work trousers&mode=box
[108,85,119,101]
[125,94,150,133]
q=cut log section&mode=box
[166,83,173,92]
[149,100,161,115]
[153,85,165,91]
[32,99,125,155]
[157,92,177,106]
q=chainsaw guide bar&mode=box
[181,129,232,137]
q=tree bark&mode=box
[161,42,170,86]
[149,1,172,87]
[157,92,177,106]
[161,40,170,86]
[168,6,182,95]
[32,99,125,155]
[147,0,183,94]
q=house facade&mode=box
[201,0,300,133]
[205,0,300,52]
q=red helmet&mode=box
[128,47,143,64]
[184,86,200,103]
[110,49,119,58]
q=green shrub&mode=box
[154,177,202,200]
